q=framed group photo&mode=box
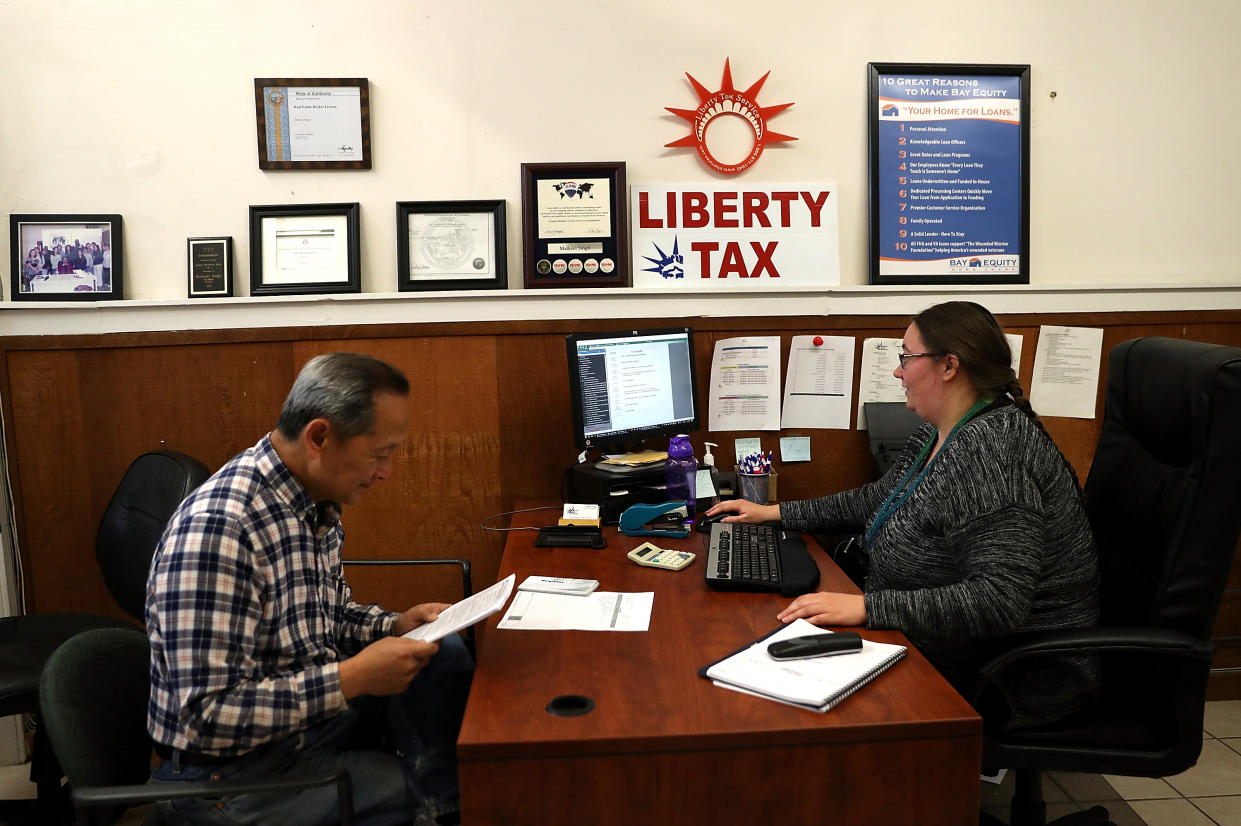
[248,203,360,296]
[396,200,507,292]
[868,62,1030,285]
[9,214,123,301]
[520,161,629,289]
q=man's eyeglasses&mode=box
[897,352,940,367]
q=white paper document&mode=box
[708,336,782,432]
[856,337,906,428]
[497,590,654,632]
[781,335,855,429]
[1029,326,1104,419]
[403,573,516,643]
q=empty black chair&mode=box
[0,450,209,823]
[978,336,1241,825]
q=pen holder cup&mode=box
[738,471,771,506]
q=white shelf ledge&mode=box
[2,283,1240,338]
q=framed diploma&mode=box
[254,78,372,170]
[248,203,361,296]
[520,161,629,289]
[396,200,507,292]
[868,63,1030,285]
[8,213,123,302]
[187,236,234,298]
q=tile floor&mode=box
[980,700,1241,825]
[1,701,1240,825]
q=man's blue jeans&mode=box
[152,634,473,825]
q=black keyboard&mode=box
[704,522,822,596]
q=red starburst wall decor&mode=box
[665,58,797,175]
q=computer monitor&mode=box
[863,401,926,477]
[566,327,699,455]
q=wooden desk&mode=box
[457,510,982,825]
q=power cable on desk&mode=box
[479,505,563,532]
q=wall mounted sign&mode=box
[630,183,839,288]
[665,59,796,175]
[868,62,1030,285]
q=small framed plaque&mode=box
[8,213,123,301]
[520,161,629,289]
[396,200,507,292]
[254,78,371,170]
[868,62,1030,285]
[187,236,234,298]
[248,203,360,296]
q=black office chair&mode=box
[0,450,209,824]
[39,627,355,826]
[977,336,1241,826]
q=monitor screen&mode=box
[566,327,699,453]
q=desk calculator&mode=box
[628,541,696,571]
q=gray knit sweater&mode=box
[781,401,1099,728]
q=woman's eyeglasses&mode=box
[897,352,940,367]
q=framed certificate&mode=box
[8,213,123,301]
[254,78,372,170]
[396,200,507,292]
[520,161,629,289]
[868,63,1030,285]
[248,203,360,296]
[186,236,234,298]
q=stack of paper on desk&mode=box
[517,575,600,596]
[497,590,653,631]
[701,619,906,712]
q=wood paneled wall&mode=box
[2,310,1240,695]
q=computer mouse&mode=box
[695,511,730,533]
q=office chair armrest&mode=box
[73,769,355,824]
[976,626,1214,684]
[344,557,476,659]
[343,557,473,598]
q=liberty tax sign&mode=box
[630,184,839,288]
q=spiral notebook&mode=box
[699,619,906,713]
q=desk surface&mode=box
[457,507,981,825]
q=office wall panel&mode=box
[2,310,1238,693]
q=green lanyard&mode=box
[865,397,992,548]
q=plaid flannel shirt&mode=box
[146,434,396,756]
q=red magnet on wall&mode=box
[813,336,823,346]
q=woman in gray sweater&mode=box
[706,301,1099,728]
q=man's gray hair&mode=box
[276,353,410,440]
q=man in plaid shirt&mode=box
[147,353,472,825]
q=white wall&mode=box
[2,0,1239,308]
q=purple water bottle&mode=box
[664,434,698,521]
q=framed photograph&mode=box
[868,62,1030,285]
[8,214,123,301]
[520,161,629,289]
[187,236,234,298]
[396,200,507,292]
[248,203,360,296]
[254,78,371,170]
